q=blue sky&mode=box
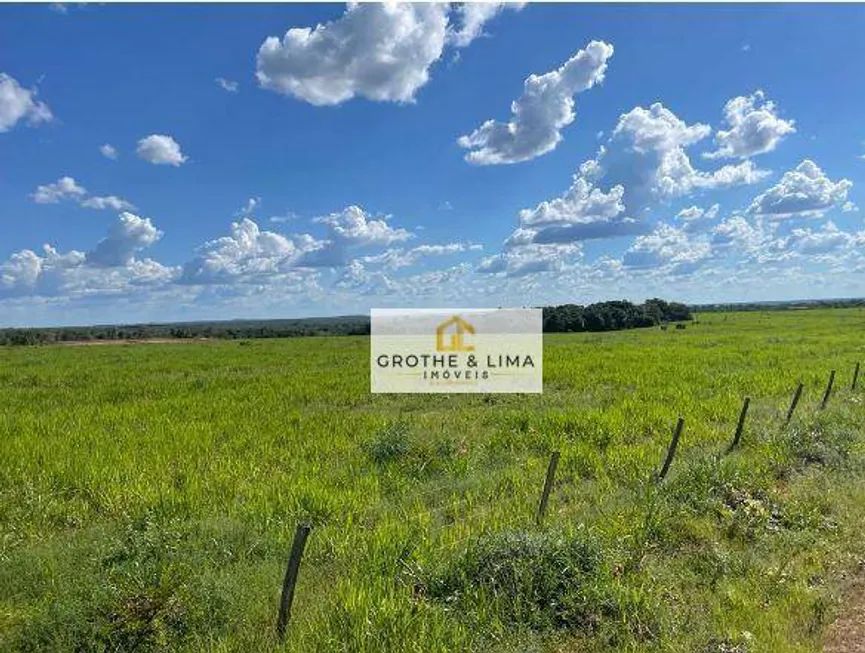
[2,2,864,327]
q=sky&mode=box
[2,2,865,327]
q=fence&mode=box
[275,361,862,642]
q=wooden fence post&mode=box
[785,383,803,425]
[727,397,750,452]
[276,524,311,642]
[657,417,685,481]
[853,362,860,391]
[820,370,836,410]
[536,451,561,525]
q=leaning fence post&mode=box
[853,362,860,391]
[536,451,560,525]
[785,383,803,425]
[727,397,750,452]
[820,370,836,410]
[657,417,685,481]
[276,523,311,642]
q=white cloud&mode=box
[760,221,865,263]
[512,103,767,246]
[675,203,720,233]
[518,177,625,228]
[704,90,795,160]
[1,214,175,299]
[337,259,480,299]
[215,77,239,93]
[501,102,766,251]
[86,213,163,267]
[181,218,316,284]
[256,3,450,106]
[604,103,770,203]
[269,212,298,224]
[236,197,261,218]
[622,223,711,272]
[747,159,853,219]
[458,40,614,165]
[31,176,135,211]
[362,241,481,269]
[136,134,188,166]
[80,196,136,211]
[710,214,768,257]
[180,204,423,285]
[0,72,53,133]
[314,205,411,247]
[478,99,776,280]
[336,259,399,295]
[511,177,645,244]
[100,144,118,160]
[448,2,524,48]
[32,176,87,204]
[477,242,582,277]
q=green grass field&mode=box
[2,308,864,652]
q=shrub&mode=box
[421,528,612,633]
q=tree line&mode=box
[0,299,699,346]
[541,298,692,333]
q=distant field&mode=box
[1,309,864,652]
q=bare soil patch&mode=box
[825,572,865,652]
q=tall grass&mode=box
[1,308,864,651]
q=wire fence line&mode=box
[277,362,862,642]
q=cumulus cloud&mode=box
[293,205,414,267]
[477,243,582,277]
[80,196,136,211]
[512,177,647,245]
[86,213,163,267]
[336,259,399,295]
[604,103,770,204]
[448,2,524,48]
[761,221,865,263]
[256,3,450,106]
[31,176,135,211]
[337,260,476,298]
[236,197,261,218]
[458,40,614,165]
[747,159,853,219]
[180,218,324,284]
[314,205,411,248]
[179,204,424,285]
[100,144,118,159]
[1,214,175,299]
[32,176,86,204]
[704,90,795,160]
[519,177,625,228]
[480,99,777,280]
[710,214,768,256]
[501,102,766,252]
[136,134,188,166]
[215,77,239,93]
[0,72,53,133]
[622,223,711,272]
[362,241,481,269]
[675,203,720,233]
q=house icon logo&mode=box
[435,315,475,352]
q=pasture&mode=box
[1,308,864,652]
